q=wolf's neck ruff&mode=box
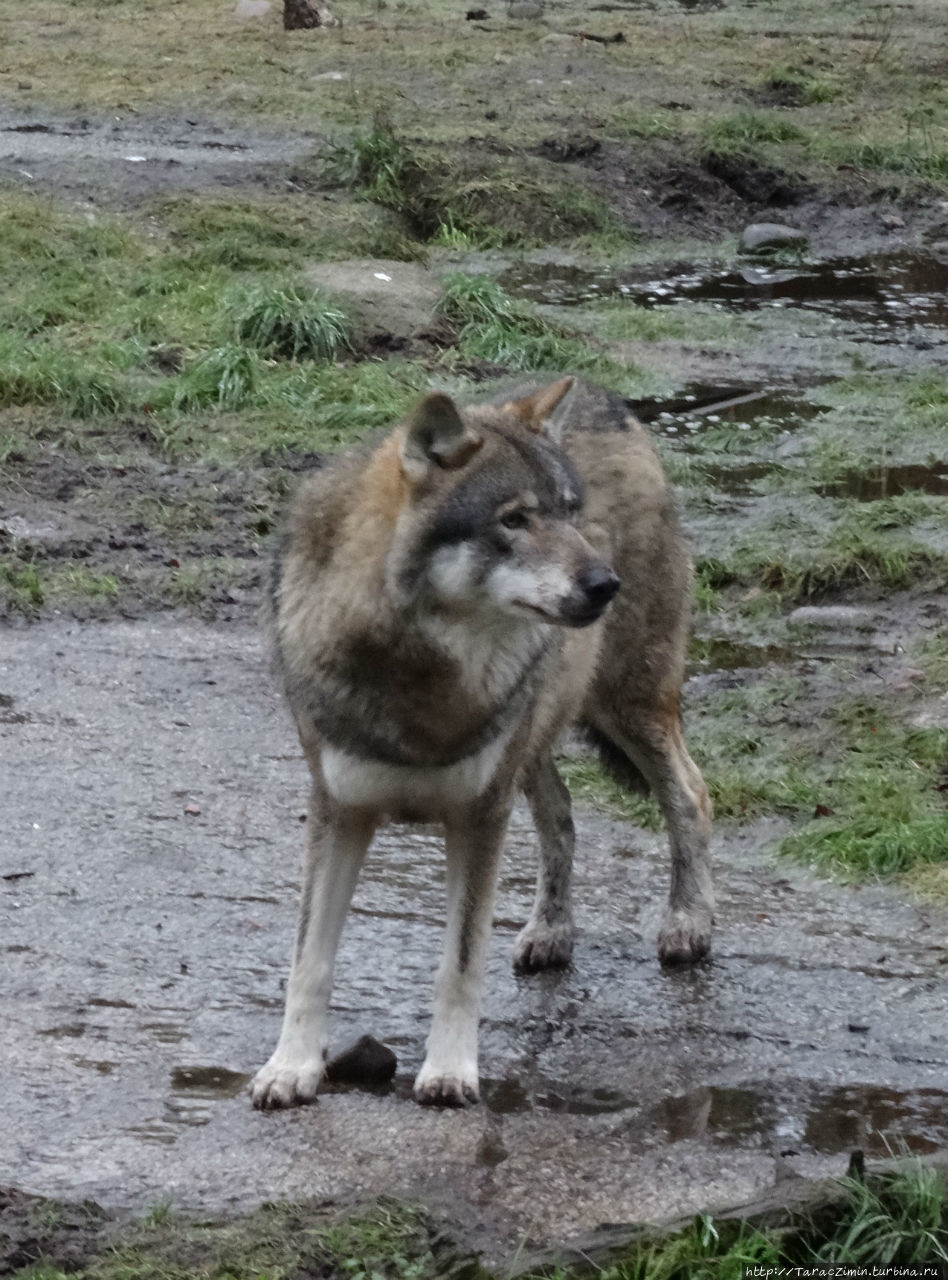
[300,608,556,768]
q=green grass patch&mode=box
[758,64,843,105]
[701,109,808,154]
[0,334,128,417]
[695,505,948,600]
[438,273,651,390]
[9,1163,948,1279]
[779,700,948,878]
[322,117,628,249]
[236,286,352,362]
[555,752,662,829]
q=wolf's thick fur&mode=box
[252,377,713,1110]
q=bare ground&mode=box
[2,619,948,1268]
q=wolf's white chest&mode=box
[319,729,512,814]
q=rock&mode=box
[234,0,270,16]
[325,1034,397,1086]
[880,213,906,230]
[739,223,808,254]
[787,605,877,631]
[507,1,544,18]
[304,258,443,347]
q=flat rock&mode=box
[787,605,877,631]
[304,258,443,344]
[739,222,808,253]
[234,0,271,17]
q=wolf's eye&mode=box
[499,509,530,531]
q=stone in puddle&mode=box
[325,1034,397,1086]
[739,222,808,253]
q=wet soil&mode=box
[0,106,315,203]
[2,619,948,1265]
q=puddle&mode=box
[484,1075,948,1155]
[693,461,779,495]
[143,1022,187,1044]
[70,1056,116,1075]
[658,1082,948,1156]
[629,383,829,442]
[500,253,948,329]
[816,463,948,500]
[170,1065,250,1099]
[690,637,794,671]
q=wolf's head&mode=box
[386,378,620,628]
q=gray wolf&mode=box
[251,376,713,1110]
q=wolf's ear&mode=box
[400,392,483,482]
[504,376,574,444]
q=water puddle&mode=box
[690,637,794,671]
[70,1056,116,1075]
[483,1075,948,1154]
[170,1065,250,1100]
[694,461,778,496]
[500,253,948,329]
[629,383,829,441]
[816,462,948,500]
[658,1082,948,1156]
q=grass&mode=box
[438,273,654,391]
[322,116,629,249]
[236,286,352,362]
[11,1163,946,1278]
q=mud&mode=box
[2,619,948,1262]
[0,106,314,203]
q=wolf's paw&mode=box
[658,907,712,967]
[513,918,575,972]
[413,1062,479,1108]
[250,1054,324,1110]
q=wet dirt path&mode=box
[2,619,947,1258]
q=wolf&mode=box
[251,376,713,1110]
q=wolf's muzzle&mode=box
[564,564,621,626]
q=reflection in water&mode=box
[500,253,948,329]
[481,1073,948,1156]
[658,1082,948,1155]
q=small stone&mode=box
[184,802,201,816]
[325,1034,397,1086]
[507,1,544,18]
[739,223,808,253]
[880,213,906,230]
[235,0,270,15]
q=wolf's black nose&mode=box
[579,565,620,608]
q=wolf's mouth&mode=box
[513,600,608,628]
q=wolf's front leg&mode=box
[252,789,375,1110]
[414,802,512,1107]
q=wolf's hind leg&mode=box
[593,705,713,965]
[251,789,375,1110]
[414,803,511,1107]
[513,755,576,972]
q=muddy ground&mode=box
[2,0,948,1272]
[2,619,948,1271]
